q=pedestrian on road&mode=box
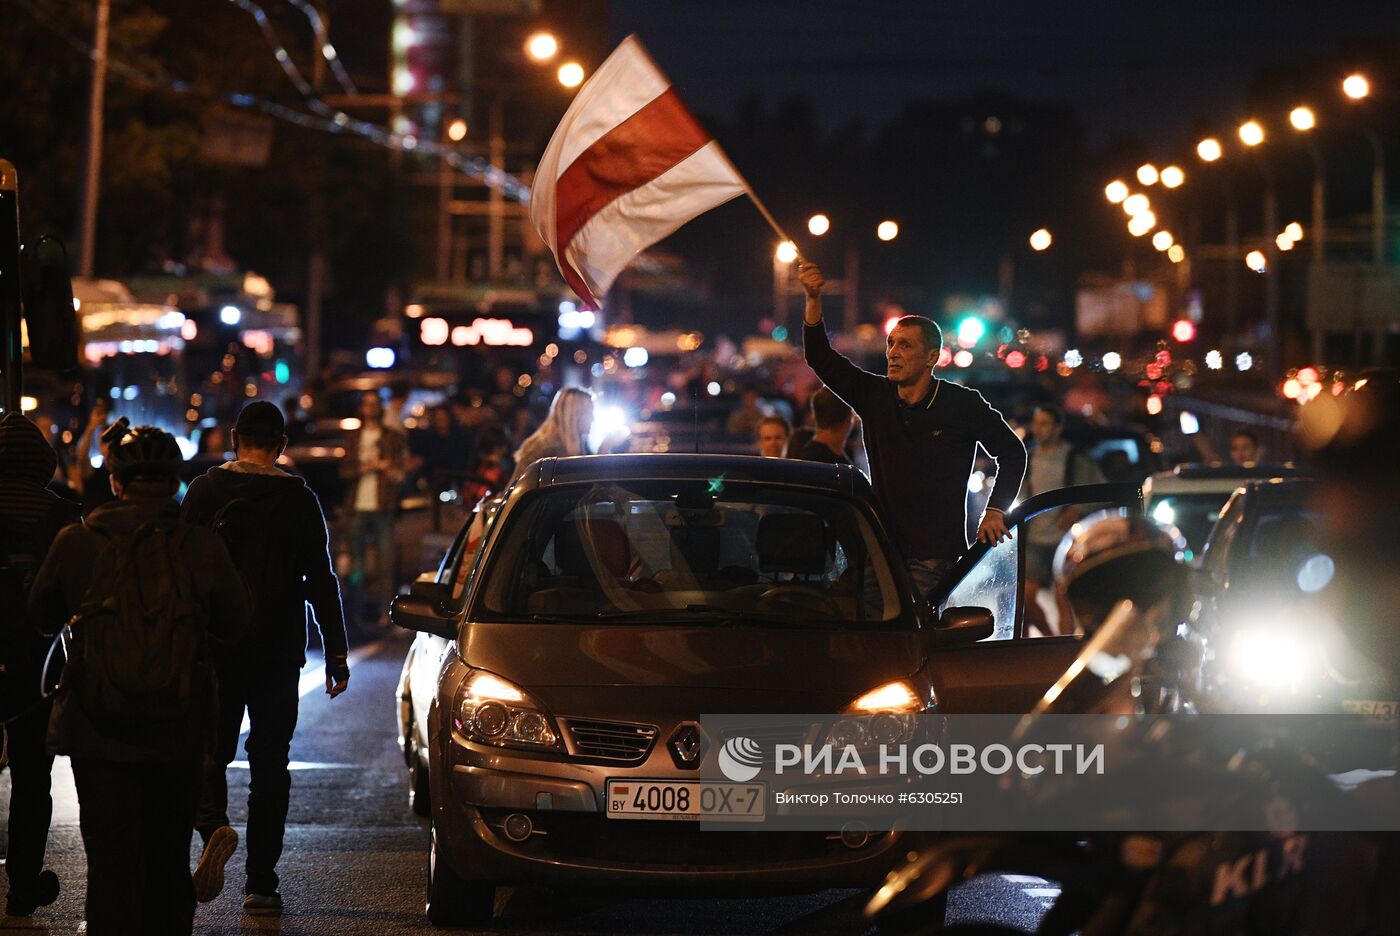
[756,415,792,458]
[794,387,855,464]
[0,412,82,917]
[800,261,1026,598]
[507,386,595,485]
[341,391,407,631]
[181,401,351,913]
[29,425,249,936]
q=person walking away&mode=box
[181,401,349,912]
[1018,404,1106,635]
[794,387,855,464]
[341,391,406,631]
[28,426,248,936]
[507,386,595,485]
[756,415,792,458]
[800,261,1026,599]
[0,413,82,916]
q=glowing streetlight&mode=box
[1123,193,1150,216]
[1276,233,1295,251]
[775,240,798,263]
[557,61,585,88]
[1137,163,1160,186]
[1343,73,1370,100]
[525,31,559,62]
[1197,137,1223,162]
[1127,211,1156,237]
[1167,244,1186,264]
[1160,165,1185,188]
[1289,106,1316,131]
[1102,352,1122,372]
[1245,249,1267,272]
[1105,180,1129,203]
[1285,221,1304,241]
[876,220,899,241]
[1238,120,1265,147]
[1029,228,1053,251]
[447,119,468,142]
[807,213,830,236]
[1152,230,1174,251]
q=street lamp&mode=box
[1028,228,1052,251]
[1127,211,1156,236]
[1105,180,1129,203]
[1137,163,1160,186]
[525,31,559,62]
[1161,165,1185,188]
[775,240,798,263]
[1245,249,1266,272]
[1197,138,1223,162]
[807,213,830,236]
[1289,106,1316,131]
[557,61,585,88]
[1342,72,1385,265]
[1343,73,1370,100]
[1287,107,1326,262]
[1123,193,1150,217]
[1285,221,1304,241]
[1167,244,1186,264]
[1238,120,1265,147]
[1152,230,1173,251]
[876,220,899,241]
[447,118,468,142]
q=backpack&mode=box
[64,518,210,730]
[210,488,299,624]
[1,500,80,701]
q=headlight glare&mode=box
[455,671,560,749]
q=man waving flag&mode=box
[530,36,753,311]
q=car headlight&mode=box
[826,680,933,748]
[455,671,561,750]
[848,680,929,714]
[1228,628,1313,689]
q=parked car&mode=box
[1143,462,1307,558]
[393,453,1138,925]
[1194,479,1398,722]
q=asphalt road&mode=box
[1,634,1052,934]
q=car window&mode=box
[1200,492,1245,581]
[450,501,503,602]
[1148,492,1230,559]
[475,480,908,628]
[944,527,1020,641]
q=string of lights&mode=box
[6,0,532,203]
[283,0,357,95]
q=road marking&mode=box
[240,640,384,736]
[229,760,354,770]
[1022,887,1061,898]
[1001,875,1048,884]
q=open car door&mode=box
[925,483,1142,713]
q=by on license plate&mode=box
[606,780,765,822]
[1343,699,1400,720]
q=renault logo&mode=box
[669,723,705,769]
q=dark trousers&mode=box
[4,698,55,890]
[70,756,201,936]
[197,657,300,895]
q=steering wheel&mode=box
[756,585,842,619]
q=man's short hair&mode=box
[810,387,853,430]
[1232,429,1259,445]
[1033,403,1066,426]
[893,315,942,354]
[757,415,791,436]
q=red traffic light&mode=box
[1171,319,1196,342]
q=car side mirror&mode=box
[389,580,457,640]
[928,606,995,646]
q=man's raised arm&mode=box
[799,262,881,409]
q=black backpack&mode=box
[64,518,210,730]
[210,489,299,626]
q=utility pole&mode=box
[304,2,329,377]
[77,0,110,278]
[488,96,505,280]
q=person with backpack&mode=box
[27,425,249,935]
[179,400,350,914]
[0,412,82,917]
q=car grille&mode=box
[563,718,658,762]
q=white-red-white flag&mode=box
[530,36,747,311]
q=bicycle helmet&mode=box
[106,424,183,483]
[1054,508,1188,634]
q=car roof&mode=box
[1237,477,1316,506]
[517,453,869,498]
[1144,463,1306,499]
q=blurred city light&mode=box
[883,316,900,336]
[1127,211,1156,236]
[1197,138,1223,162]
[1167,244,1186,263]
[1180,412,1200,435]
[1238,120,1265,146]
[1063,348,1083,368]
[1206,349,1224,370]
[1123,193,1150,216]
[1172,319,1196,342]
[1343,73,1371,100]
[1277,233,1295,251]
[1236,351,1254,371]
[526,31,560,62]
[220,305,242,325]
[706,381,722,396]
[1289,106,1316,131]
[1137,163,1159,186]
[557,62,585,88]
[365,347,396,369]
[775,240,798,263]
[1102,352,1122,372]
[877,220,899,241]
[956,316,987,347]
[447,119,468,142]
[1160,165,1185,188]
[1245,249,1267,271]
[1005,349,1027,369]
[1028,228,1052,251]
[1152,230,1174,251]
[952,349,974,368]
[1105,180,1129,203]
[623,347,649,367]
[807,213,830,236]
[1285,221,1304,241]
[1146,395,1163,416]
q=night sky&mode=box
[608,0,1399,148]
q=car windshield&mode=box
[474,480,909,628]
[1148,492,1231,557]
[1236,503,1327,595]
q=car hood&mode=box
[459,622,923,696]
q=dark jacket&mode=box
[804,322,1027,561]
[181,461,348,670]
[29,496,249,762]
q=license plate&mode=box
[1343,699,1400,720]
[606,780,765,822]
